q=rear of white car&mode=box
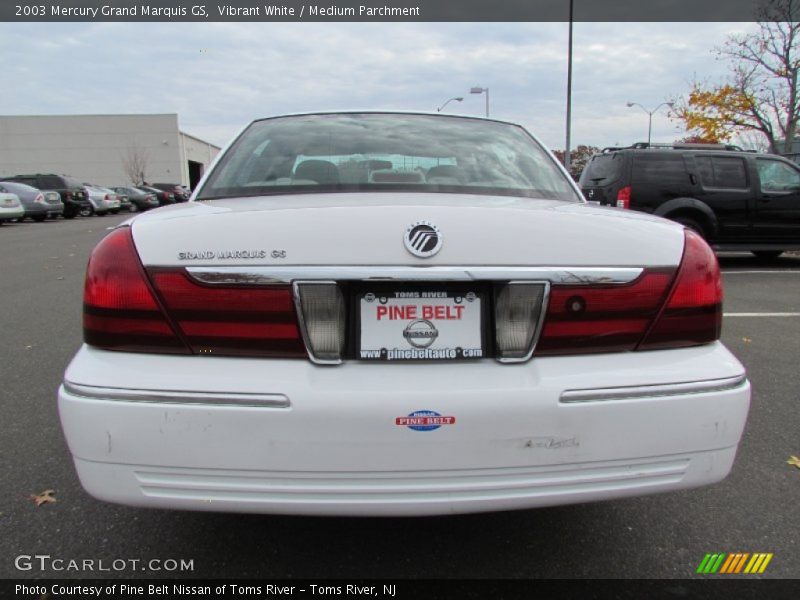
[59,113,750,516]
[0,192,24,222]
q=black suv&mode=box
[579,143,800,257]
[3,174,91,219]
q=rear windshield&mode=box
[60,176,84,189]
[197,113,581,202]
[579,153,624,186]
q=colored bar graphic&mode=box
[698,552,773,574]
[710,553,726,573]
[719,554,736,573]
[696,554,713,574]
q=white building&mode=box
[0,114,221,189]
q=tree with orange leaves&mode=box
[671,0,800,154]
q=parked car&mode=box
[579,142,800,258]
[2,174,90,219]
[150,182,191,202]
[0,191,24,224]
[136,185,175,206]
[112,186,160,212]
[114,191,132,212]
[82,185,122,216]
[59,112,750,516]
[0,181,64,221]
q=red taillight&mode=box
[536,268,676,355]
[148,271,305,357]
[535,230,722,356]
[638,230,722,349]
[83,228,305,357]
[83,228,187,353]
[616,185,631,208]
[104,194,111,200]
[34,193,45,204]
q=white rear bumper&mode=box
[59,343,750,516]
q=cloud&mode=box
[0,21,757,150]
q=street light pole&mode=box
[470,86,489,117]
[437,97,463,112]
[565,0,574,172]
[626,101,674,146]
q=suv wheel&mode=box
[672,216,706,239]
[752,250,783,259]
[79,206,94,218]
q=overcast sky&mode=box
[1,21,757,151]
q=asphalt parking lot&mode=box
[1,214,798,580]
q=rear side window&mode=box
[631,154,688,186]
[39,176,62,188]
[695,156,748,190]
[579,154,623,185]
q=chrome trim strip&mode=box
[187,266,643,286]
[496,281,551,364]
[292,280,344,365]
[63,382,290,408]
[559,375,748,404]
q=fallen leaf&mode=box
[29,489,56,506]
[788,456,800,469]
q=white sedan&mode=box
[59,112,750,516]
[0,191,24,223]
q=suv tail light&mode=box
[616,185,631,208]
[84,227,305,357]
[638,230,722,349]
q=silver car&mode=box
[0,181,64,221]
[82,185,122,216]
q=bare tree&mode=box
[122,143,150,185]
[735,129,772,151]
[671,0,800,154]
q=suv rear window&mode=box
[631,154,688,186]
[579,154,623,186]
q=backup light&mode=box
[294,282,346,364]
[494,282,548,362]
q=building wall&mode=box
[0,114,219,187]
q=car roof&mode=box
[247,110,523,129]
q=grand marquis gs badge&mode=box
[404,221,442,258]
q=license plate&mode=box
[358,289,484,361]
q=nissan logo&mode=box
[404,221,442,258]
[403,319,439,348]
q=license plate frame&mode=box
[352,283,490,362]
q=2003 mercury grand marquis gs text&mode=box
[58,112,750,516]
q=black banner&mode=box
[0,0,780,23]
[3,579,800,600]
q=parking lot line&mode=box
[722,270,800,274]
[724,312,800,317]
